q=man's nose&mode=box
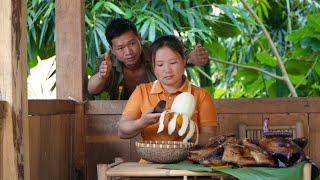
[123,46,132,55]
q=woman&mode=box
[118,35,217,145]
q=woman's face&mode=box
[153,46,186,91]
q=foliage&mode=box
[27,0,320,98]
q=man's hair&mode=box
[150,35,185,66]
[105,18,139,46]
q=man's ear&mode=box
[109,45,115,55]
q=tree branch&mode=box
[209,57,284,80]
[240,0,298,97]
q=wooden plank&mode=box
[0,101,8,178]
[86,141,131,180]
[0,0,28,179]
[73,104,86,179]
[85,101,127,115]
[86,115,121,136]
[56,0,85,100]
[29,116,40,180]
[309,113,320,165]
[216,97,320,113]
[29,114,72,180]
[85,98,320,115]
[28,100,75,115]
[218,114,263,136]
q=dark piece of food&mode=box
[222,142,276,167]
[259,136,306,166]
[189,146,226,166]
[153,100,166,113]
[292,137,308,149]
[205,133,240,148]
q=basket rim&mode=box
[135,140,194,149]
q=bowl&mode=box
[135,140,195,164]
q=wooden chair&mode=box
[238,121,304,140]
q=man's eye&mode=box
[117,47,123,51]
[130,42,135,46]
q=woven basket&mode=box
[135,140,195,164]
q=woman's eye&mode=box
[156,64,163,67]
[170,61,177,64]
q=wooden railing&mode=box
[28,100,75,180]
[21,98,320,180]
[85,97,320,179]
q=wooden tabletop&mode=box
[102,162,228,177]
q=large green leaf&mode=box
[204,41,226,60]
[256,52,277,67]
[285,60,310,75]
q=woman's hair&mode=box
[150,35,185,67]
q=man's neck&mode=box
[123,61,143,71]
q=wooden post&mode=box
[0,0,29,180]
[56,0,86,179]
[56,0,86,100]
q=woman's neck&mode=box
[162,78,184,94]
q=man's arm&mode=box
[186,43,209,66]
[87,53,112,94]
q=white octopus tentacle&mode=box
[157,110,168,133]
[178,114,189,136]
[183,120,195,143]
[168,113,178,135]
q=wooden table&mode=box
[97,162,231,180]
[97,161,313,180]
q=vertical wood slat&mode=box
[56,0,86,100]
[29,114,73,180]
[309,113,320,165]
[0,0,28,179]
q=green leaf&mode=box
[214,87,227,98]
[315,64,320,76]
[285,60,310,75]
[256,52,277,67]
[204,41,226,60]
[105,2,125,15]
[288,74,307,85]
[300,37,320,52]
[148,20,156,42]
[168,0,174,10]
[96,27,109,49]
[139,20,150,38]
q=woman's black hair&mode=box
[150,35,185,67]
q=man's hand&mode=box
[98,52,112,79]
[188,43,209,66]
[140,109,161,127]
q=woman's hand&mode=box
[140,109,162,127]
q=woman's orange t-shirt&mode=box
[122,78,217,141]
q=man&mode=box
[88,18,209,100]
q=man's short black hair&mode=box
[105,18,139,46]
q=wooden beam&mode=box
[0,0,29,179]
[85,97,320,115]
[56,0,86,100]
[28,100,75,115]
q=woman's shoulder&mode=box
[191,84,213,99]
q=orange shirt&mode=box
[122,78,217,141]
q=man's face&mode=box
[110,30,142,69]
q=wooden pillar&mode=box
[0,0,29,180]
[56,0,86,179]
[56,0,86,100]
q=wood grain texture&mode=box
[73,104,86,175]
[56,0,85,100]
[28,100,75,115]
[216,97,320,113]
[0,0,28,179]
[29,114,73,180]
[85,101,127,115]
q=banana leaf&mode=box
[162,161,319,180]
